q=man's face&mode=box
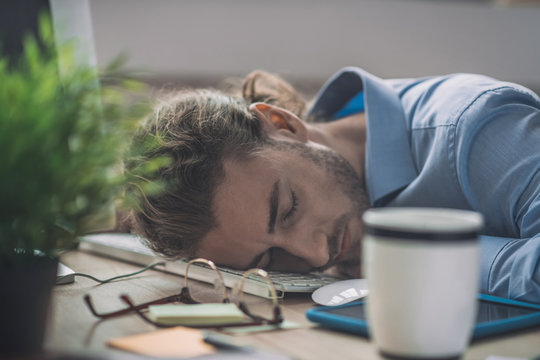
[197,141,369,274]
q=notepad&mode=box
[149,303,245,326]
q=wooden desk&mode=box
[46,251,540,360]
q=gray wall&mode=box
[88,0,540,93]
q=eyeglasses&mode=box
[84,258,284,328]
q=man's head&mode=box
[129,72,369,274]
[128,89,267,258]
[198,105,369,273]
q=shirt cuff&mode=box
[479,235,514,294]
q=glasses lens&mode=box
[231,273,277,321]
[188,276,227,304]
[185,260,228,304]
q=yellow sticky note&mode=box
[107,326,216,358]
[149,303,245,326]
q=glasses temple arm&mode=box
[84,294,135,318]
[84,292,184,319]
[119,294,173,328]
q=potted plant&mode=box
[0,15,163,356]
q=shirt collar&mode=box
[309,67,417,206]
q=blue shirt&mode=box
[308,67,540,304]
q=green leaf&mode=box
[0,13,169,261]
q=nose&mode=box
[279,229,330,268]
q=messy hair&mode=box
[127,71,306,258]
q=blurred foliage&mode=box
[0,15,167,263]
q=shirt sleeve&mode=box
[457,85,540,303]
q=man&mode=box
[128,67,540,303]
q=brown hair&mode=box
[127,71,306,259]
[240,70,306,117]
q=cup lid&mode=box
[363,207,484,237]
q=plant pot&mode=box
[0,255,58,357]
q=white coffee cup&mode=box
[362,207,484,359]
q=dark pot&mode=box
[0,255,58,357]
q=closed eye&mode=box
[283,190,298,221]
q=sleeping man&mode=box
[126,67,540,304]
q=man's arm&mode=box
[481,235,540,303]
[459,85,540,303]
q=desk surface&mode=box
[47,251,540,360]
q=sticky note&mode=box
[149,303,245,326]
[107,326,215,358]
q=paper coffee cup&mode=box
[362,207,483,359]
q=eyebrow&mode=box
[267,180,280,234]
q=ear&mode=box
[249,102,308,143]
